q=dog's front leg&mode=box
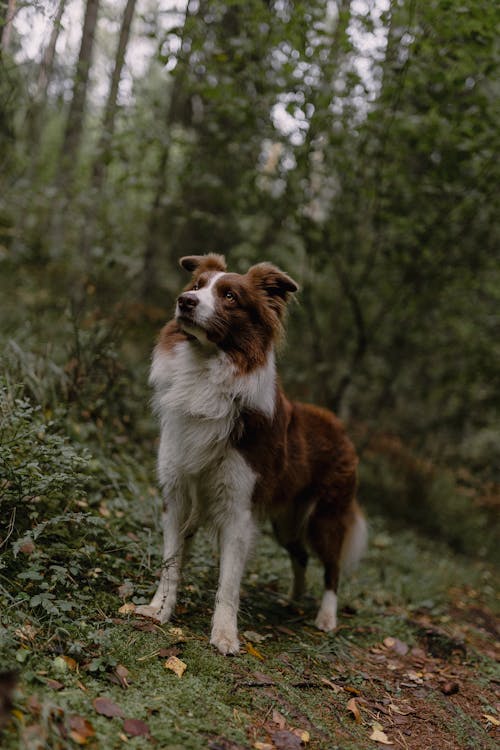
[210,509,255,655]
[136,495,184,624]
[210,451,257,655]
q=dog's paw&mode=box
[210,628,240,656]
[314,611,337,632]
[135,604,171,624]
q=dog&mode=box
[136,253,367,654]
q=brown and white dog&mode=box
[136,253,367,654]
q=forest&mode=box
[0,0,499,748]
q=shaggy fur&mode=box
[136,253,367,654]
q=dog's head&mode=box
[175,253,298,368]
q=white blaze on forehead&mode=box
[190,271,225,322]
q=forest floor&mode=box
[2,518,499,750]
[0,265,499,749]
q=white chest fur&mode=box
[149,340,276,484]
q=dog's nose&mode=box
[177,293,199,312]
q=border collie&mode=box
[136,254,367,654]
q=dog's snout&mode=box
[177,292,199,312]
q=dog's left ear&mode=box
[248,262,299,316]
[179,254,227,274]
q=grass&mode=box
[0,263,499,749]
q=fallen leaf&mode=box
[388,703,415,716]
[344,686,361,696]
[406,671,423,684]
[118,603,136,615]
[164,656,187,678]
[254,743,274,750]
[115,664,130,689]
[69,715,95,745]
[45,679,63,690]
[370,723,393,745]
[272,709,287,729]
[19,541,35,555]
[123,718,150,737]
[61,655,78,671]
[168,627,186,641]
[93,696,125,718]
[320,677,341,693]
[118,582,134,598]
[292,728,310,743]
[483,714,500,726]
[242,630,268,643]
[245,642,265,661]
[383,637,409,656]
[441,681,459,696]
[272,729,303,749]
[347,697,362,724]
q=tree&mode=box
[59,0,100,182]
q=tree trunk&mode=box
[0,0,16,53]
[37,0,67,97]
[79,0,136,265]
[59,0,100,181]
[91,0,136,192]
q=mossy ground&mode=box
[2,516,499,750]
[0,266,498,749]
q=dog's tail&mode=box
[340,501,368,574]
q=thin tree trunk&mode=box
[79,0,136,265]
[0,0,16,53]
[91,0,136,192]
[37,0,67,97]
[59,0,100,181]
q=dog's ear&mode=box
[179,254,227,274]
[248,262,299,317]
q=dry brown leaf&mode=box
[93,696,125,718]
[45,679,63,690]
[272,729,303,749]
[245,642,265,661]
[123,718,150,737]
[347,697,362,724]
[272,709,287,729]
[164,656,187,678]
[388,703,415,716]
[254,743,274,750]
[370,723,393,745]
[69,715,95,745]
[118,602,136,615]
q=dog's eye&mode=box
[225,291,235,301]
[192,283,199,291]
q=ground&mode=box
[2,516,499,750]
[0,268,498,749]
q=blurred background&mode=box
[0,0,499,561]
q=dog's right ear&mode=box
[179,254,227,274]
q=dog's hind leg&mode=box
[309,499,367,632]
